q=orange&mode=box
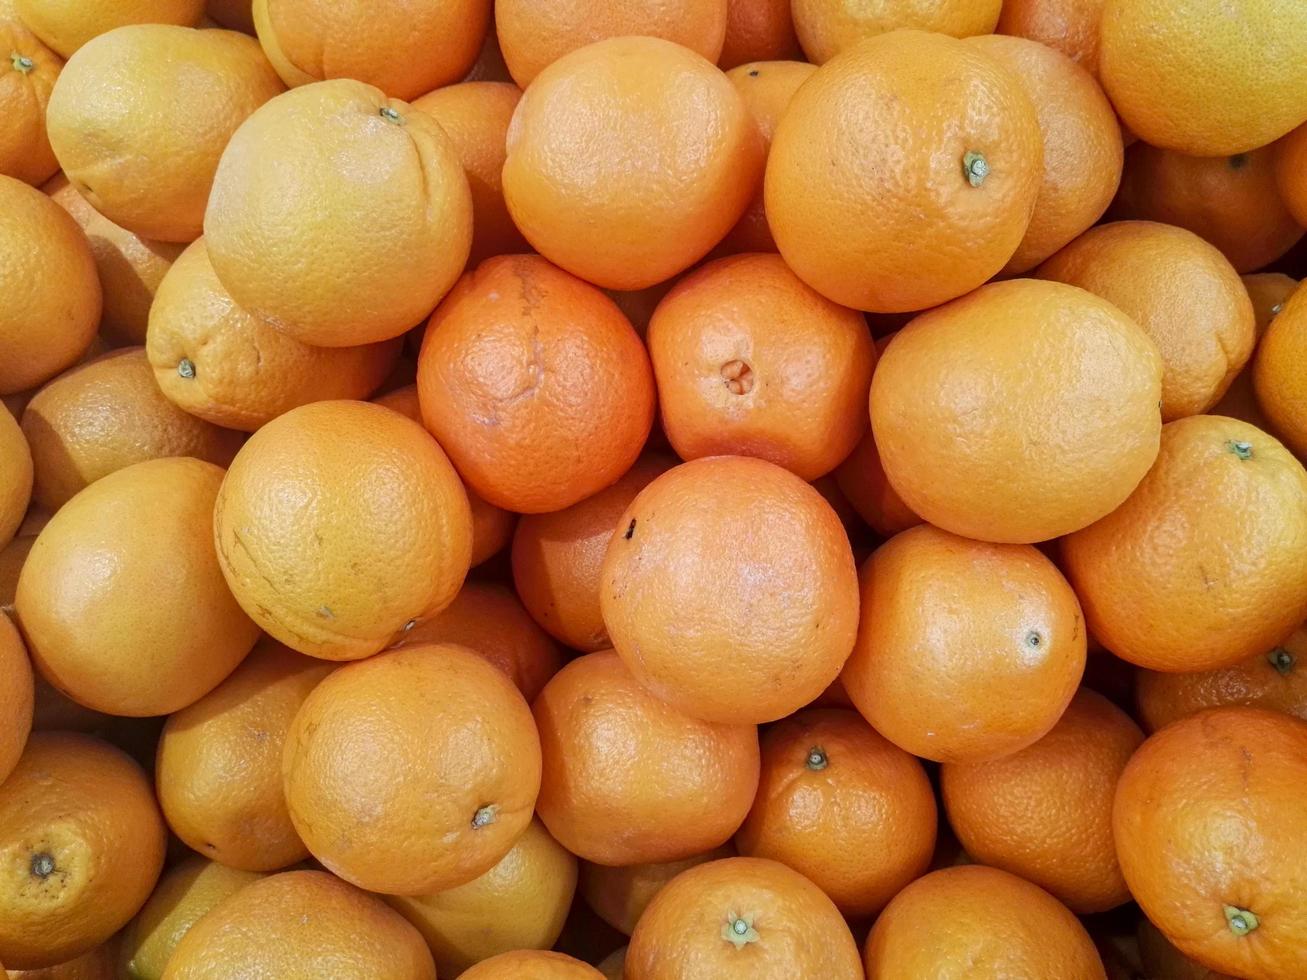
[596,948,625,980]
[1245,272,1300,333]
[1112,143,1304,274]
[512,455,673,652]
[719,60,816,253]
[117,857,263,980]
[160,870,436,979]
[996,0,1106,76]
[718,0,801,69]
[0,406,31,549]
[283,643,541,895]
[147,240,400,431]
[864,865,1106,978]
[871,278,1162,543]
[0,536,33,615]
[844,524,1085,763]
[533,651,759,866]
[44,174,184,346]
[600,456,860,724]
[0,20,60,185]
[1136,623,1307,731]
[389,580,562,703]
[495,0,728,88]
[0,613,33,784]
[648,253,875,480]
[410,81,527,264]
[1063,416,1307,672]
[626,857,862,979]
[1254,280,1307,458]
[417,254,655,513]
[156,637,333,871]
[459,950,603,980]
[387,818,577,977]
[26,672,103,734]
[205,0,252,33]
[0,176,100,395]
[1114,707,1307,979]
[1276,122,1307,228]
[1209,272,1298,429]
[502,36,763,291]
[16,457,259,716]
[767,31,1042,313]
[793,0,1000,63]
[580,845,733,937]
[0,732,166,970]
[251,0,488,99]
[6,941,116,979]
[1137,918,1240,980]
[1039,221,1255,421]
[12,0,203,58]
[20,347,242,511]
[941,689,1144,913]
[833,428,921,539]
[204,79,472,347]
[964,34,1123,274]
[46,25,283,242]
[213,400,472,661]
[370,384,514,566]
[735,707,936,917]
[1099,0,1307,155]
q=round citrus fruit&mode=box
[600,456,860,724]
[792,0,1000,63]
[996,0,1105,76]
[718,0,800,69]
[0,20,60,186]
[832,427,922,539]
[7,940,117,978]
[12,0,204,58]
[0,612,33,785]
[0,406,32,550]
[1276,121,1307,228]
[206,0,253,32]
[1209,272,1298,429]
[459,950,603,980]
[1137,917,1240,980]
[1254,279,1307,459]
[580,845,733,937]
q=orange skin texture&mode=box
[0,733,166,970]
[0,613,33,785]
[871,278,1163,543]
[204,79,472,347]
[996,0,1105,77]
[460,950,603,980]
[370,384,513,566]
[965,34,1123,274]
[417,255,656,514]
[20,347,242,511]
[1042,221,1256,422]
[600,456,860,725]
[389,580,563,703]
[283,644,541,895]
[502,36,764,291]
[1137,918,1240,980]
[1136,623,1307,732]
[0,176,100,395]
[213,399,472,661]
[1113,143,1303,274]
[1209,273,1297,431]
[0,21,60,185]
[766,30,1042,313]
[45,25,284,242]
[7,941,116,979]
[580,845,734,937]
[205,0,252,32]
[495,0,727,88]
[147,240,399,432]
[387,818,577,978]
[626,857,862,979]
[0,407,31,549]
[1114,708,1307,979]
[718,0,800,70]
[512,455,673,652]
[156,638,333,871]
[845,524,1087,763]
[735,708,937,917]
[941,689,1144,913]
[252,0,488,100]
[12,0,203,58]
[720,61,815,254]
[533,651,760,866]
[16,457,259,716]
[650,253,873,480]
[44,174,183,346]
[161,871,435,980]
[1099,0,1307,156]
[410,81,527,264]
[1254,280,1307,459]
[833,427,921,539]
[1276,122,1307,227]
[864,865,1107,978]
[793,0,1000,63]
[1063,416,1307,672]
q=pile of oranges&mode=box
[2,0,1307,977]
